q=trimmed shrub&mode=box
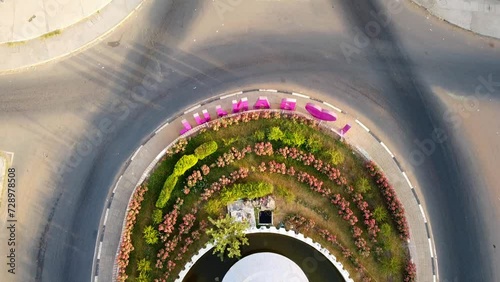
[194,141,218,159]
[152,209,163,224]
[173,154,198,176]
[267,127,284,141]
[143,225,159,245]
[155,175,178,208]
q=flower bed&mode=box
[117,111,414,282]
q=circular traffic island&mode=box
[115,110,416,282]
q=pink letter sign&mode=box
[180,119,192,134]
[216,105,228,117]
[305,103,337,121]
[340,124,351,135]
[253,96,271,109]
[280,98,296,110]
[232,97,248,113]
[193,110,210,125]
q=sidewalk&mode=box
[0,0,146,72]
[412,0,500,39]
[92,90,437,282]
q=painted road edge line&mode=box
[402,172,413,189]
[355,119,370,132]
[419,204,428,223]
[154,122,169,134]
[259,89,278,92]
[322,101,342,113]
[183,104,201,114]
[97,242,102,259]
[292,92,310,99]
[428,238,434,257]
[130,145,143,161]
[380,142,395,158]
[103,209,109,226]
[220,91,242,99]
[112,175,123,194]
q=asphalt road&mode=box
[0,0,499,282]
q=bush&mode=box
[380,223,392,238]
[253,130,266,141]
[194,141,218,159]
[283,131,306,147]
[356,177,371,194]
[267,127,284,141]
[328,149,345,166]
[373,206,388,222]
[152,209,163,224]
[143,225,159,245]
[305,134,322,153]
[173,154,198,176]
[155,175,178,208]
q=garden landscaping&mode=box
[116,110,417,282]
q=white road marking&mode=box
[419,204,427,223]
[183,104,201,114]
[97,242,102,259]
[259,89,278,92]
[355,119,370,132]
[103,209,109,226]
[131,145,143,161]
[220,91,242,99]
[291,92,310,99]
[402,172,413,189]
[429,238,434,257]
[380,142,395,158]
[154,122,169,134]
[322,101,342,112]
[112,175,123,194]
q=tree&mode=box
[143,225,159,245]
[356,177,371,194]
[207,215,250,261]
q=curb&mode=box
[0,0,154,73]
[92,88,438,282]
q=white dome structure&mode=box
[222,252,308,282]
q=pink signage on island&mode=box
[202,109,211,122]
[232,97,249,113]
[193,110,210,125]
[253,96,271,109]
[305,103,337,121]
[180,119,192,134]
[280,98,296,110]
[340,124,351,135]
[216,105,228,117]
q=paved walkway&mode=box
[412,0,500,39]
[92,90,438,282]
[0,0,147,72]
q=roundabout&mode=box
[92,90,435,282]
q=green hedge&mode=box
[194,141,218,160]
[173,154,198,176]
[155,175,178,208]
